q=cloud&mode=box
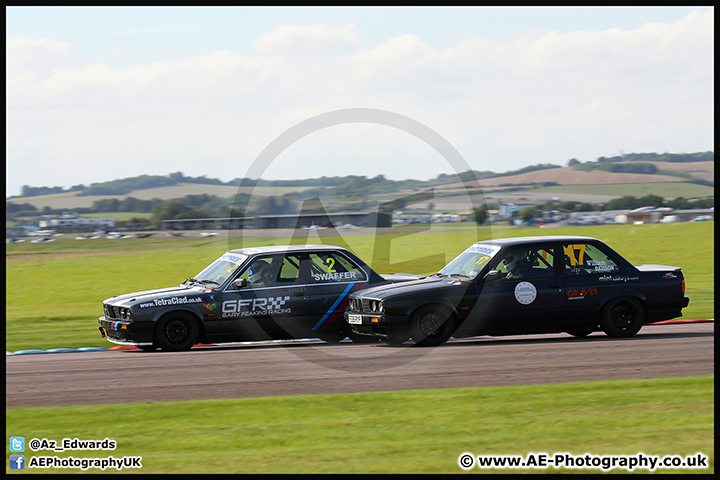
[6,36,79,71]
[252,23,363,56]
[5,9,714,195]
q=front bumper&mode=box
[344,311,408,338]
[98,317,156,346]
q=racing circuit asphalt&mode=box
[5,322,713,409]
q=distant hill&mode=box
[7,152,714,211]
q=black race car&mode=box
[98,245,422,351]
[345,236,690,346]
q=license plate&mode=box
[347,314,363,324]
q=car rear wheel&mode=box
[600,297,644,338]
[156,312,199,351]
[409,305,455,346]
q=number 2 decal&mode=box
[324,257,336,273]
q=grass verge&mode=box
[5,375,713,474]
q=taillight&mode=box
[682,279,685,293]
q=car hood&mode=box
[381,272,426,283]
[355,275,467,299]
[103,285,211,307]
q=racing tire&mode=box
[409,305,455,347]
[600,297,645,338]
[156,312,199,351]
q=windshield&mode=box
[438,243,501,279]
[190,252,248,286]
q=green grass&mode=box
[5,375,713,474]
[5,222,713,352]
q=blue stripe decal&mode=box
[312,282,357,331]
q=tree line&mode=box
[8,189,713,231]
[473,194,714,224]
[13,151,711,200]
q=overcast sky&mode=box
[5,6,714,197]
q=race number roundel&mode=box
[514,282,537,305]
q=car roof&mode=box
[473,235,600,246]
[226,244,348,255]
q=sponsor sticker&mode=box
[567,288,598,301]
[221,296,292,318]
[514,282,537,305]
[465,244,501,256]
[139,296,203,308]
[203,294,218,311]
[219,253,247,265]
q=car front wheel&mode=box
[409,305,455,346]
[600,297,644,338]
[156,313,199,351]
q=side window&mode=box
[563,243,620,276]
[308,252,367,283]
[234,254,302,288]
[277,254,302,284]
[495,246,555,279]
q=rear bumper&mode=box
[98,317,155,346]
[645,296,690,323]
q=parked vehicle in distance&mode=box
[346,236,690,346]
[98,245,422,351]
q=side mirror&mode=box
[483,270,503,282]
[233,278,248,289]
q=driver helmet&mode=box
[503,251,527,274]
[248,260,270,284]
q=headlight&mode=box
[106,306,133,320]
[369,300,384,313]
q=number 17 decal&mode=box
[564,244,586,266]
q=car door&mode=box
[219,253,310,341]
[305,250,368,339]
[474,244,566,335]
[561,241,623,331]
